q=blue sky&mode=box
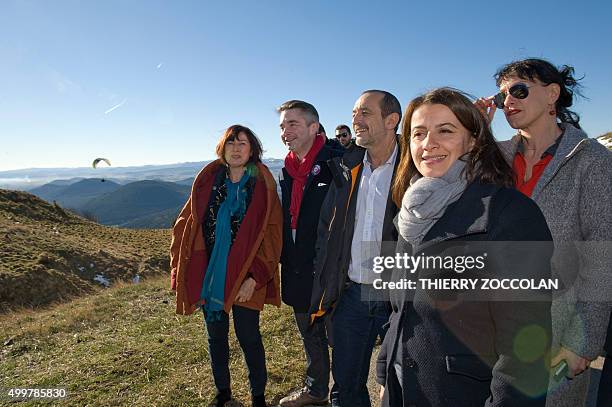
[1,0,611,171]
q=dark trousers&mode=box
[598,315,612,407]
[204,305,267,397]
[294,310,331,399]
[598,355,612,407]
[332,282,390,407]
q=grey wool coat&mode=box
[499,123,612,407]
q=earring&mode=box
[549,104,556,116]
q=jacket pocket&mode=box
[445,355,493,382]
[185,250,206,304]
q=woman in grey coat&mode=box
[477,58,612,407]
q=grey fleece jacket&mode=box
[499,123,612,359]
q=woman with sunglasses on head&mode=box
[377,88,554,406]
[170,125,283,407]
[477,58,612,407]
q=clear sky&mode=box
[1,0,611,171]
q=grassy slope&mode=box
[0,276,305,406]
[0,189,306,405]
[0,189,170,311]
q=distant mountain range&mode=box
[0,159,285,191]
[81,180,191,226]
[31,178,122,209]
[6,159,285,229]
[28,178,186,228]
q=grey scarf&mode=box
[398,159,468,248]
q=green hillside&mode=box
[30,178,121,209]
[119,206,183,229]
[80,180,190,226]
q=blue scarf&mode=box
[201,168,251,322]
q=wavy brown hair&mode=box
[392,88,514,207]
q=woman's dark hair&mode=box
[494,58,584,129]
[392,88,514,207]
[215,124,263,166]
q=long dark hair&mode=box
[494,58,584,129]
[392,88,514,207]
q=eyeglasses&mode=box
[336,133,350,139]
[493,83,532,109]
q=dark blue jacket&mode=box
[378,181,553,407]
[308,143,401,319]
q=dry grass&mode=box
[0,189,170,312]
[0,276,306,406]
[0,189,308,405]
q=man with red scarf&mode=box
[277,100,343,407]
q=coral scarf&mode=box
[284,135,324,229]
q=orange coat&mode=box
[170,160,282,315]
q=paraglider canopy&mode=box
[92,158,111,182]
[92,158,111,168]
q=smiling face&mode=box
[410,103,475,178]
[352,92,388,148]
[223,132,252,169]
[498,76,560,130]
[279,108,318,158]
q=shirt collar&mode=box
[517,130,564,159]
[363,141,398,169]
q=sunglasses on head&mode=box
[493,83,531,109]
[336,132,349,138]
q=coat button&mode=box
[404,357,416,368]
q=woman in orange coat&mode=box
[170,124,282,407]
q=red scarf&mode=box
[284,135,325,229]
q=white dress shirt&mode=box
[348,142,398,284]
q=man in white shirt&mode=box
[309,90,402,406]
